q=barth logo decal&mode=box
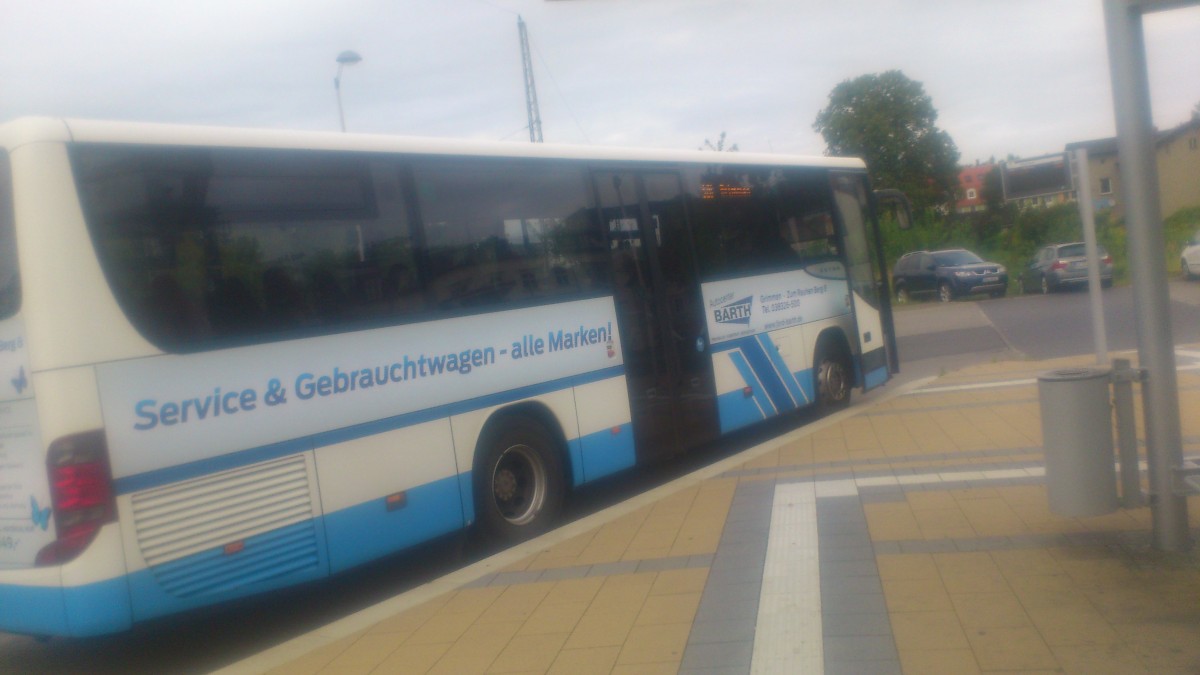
[713,296,752,325]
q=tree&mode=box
[981,165,1006,214]
[699,132,738,152]
[813,71,960,212]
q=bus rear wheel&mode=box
[475,415,564,545]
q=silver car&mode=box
[1181,231,1200,280]
[1021,242,1113,294]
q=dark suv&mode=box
[893,249,1008,303]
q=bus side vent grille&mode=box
[130,454,320,598]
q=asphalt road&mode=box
[894,280,1200,382]
[977,281,1200,360]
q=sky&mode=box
[2,0,1199,166]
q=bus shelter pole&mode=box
[1103,0,1190,551]
[1072,148,1108,365]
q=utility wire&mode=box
[531,38,591,144]
[500,124,532,141]
[461,0,591,144]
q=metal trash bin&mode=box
[1037,367,1118,517]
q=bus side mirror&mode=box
[873,189,913,230]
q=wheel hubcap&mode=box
[819,359,847,403]
[492,444,546,525]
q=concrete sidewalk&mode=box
[218,350,1200,675]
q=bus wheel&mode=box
[475,416,564,544]
[815,341,852,412]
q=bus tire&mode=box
[815,336,852,412]
[474,415,565,545]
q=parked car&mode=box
[893,249,1008,303]
[1020,242,1113,294]
[1181,231,1200,280]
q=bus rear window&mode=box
[0,153,17,319]
[71,144,397,350]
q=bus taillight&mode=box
[36,430,115,566]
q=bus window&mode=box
[71,146,414,350]
[684,166,838,280]
[411,157,605,311]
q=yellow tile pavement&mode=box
[245,354,1200,675]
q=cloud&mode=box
[2,0,1197,166]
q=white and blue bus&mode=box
[0,118,902,636]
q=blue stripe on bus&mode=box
[730,342,792,412]
[720,348,777,417]
[457,471,477,527]
[126,526,331,623]
[138,521,325,600]
[579,423,636,482]
[325,474,464,574]
[5,425,613,638]
[568,437,585,486]
[716,388,767,433]
[755,333,809,405]
[114,365,627,495]
[0,576,132,637]
[794,367,816,404]
[864,364,889,390]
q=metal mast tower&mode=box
[518,16,543,143]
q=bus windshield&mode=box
[0,153,18,320]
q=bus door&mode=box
[830,172,895,390]
[592,171,718,458]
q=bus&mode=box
[0,118,903,636]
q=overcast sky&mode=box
[3,0,1198,166]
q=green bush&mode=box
[1164,206,1200,273]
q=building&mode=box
[1066,116,1200,218]
[955,163,994,213]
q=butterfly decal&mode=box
[31,496,51,530]
[11,366,27,395]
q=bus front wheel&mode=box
[815,340,852,412]
[475,415,565,544]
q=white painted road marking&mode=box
[752,482,822,674]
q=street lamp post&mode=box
[334,50,362,132]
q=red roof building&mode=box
[955,163,994,213]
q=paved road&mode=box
[894,280,1200,382]
[979,281,1200,360]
